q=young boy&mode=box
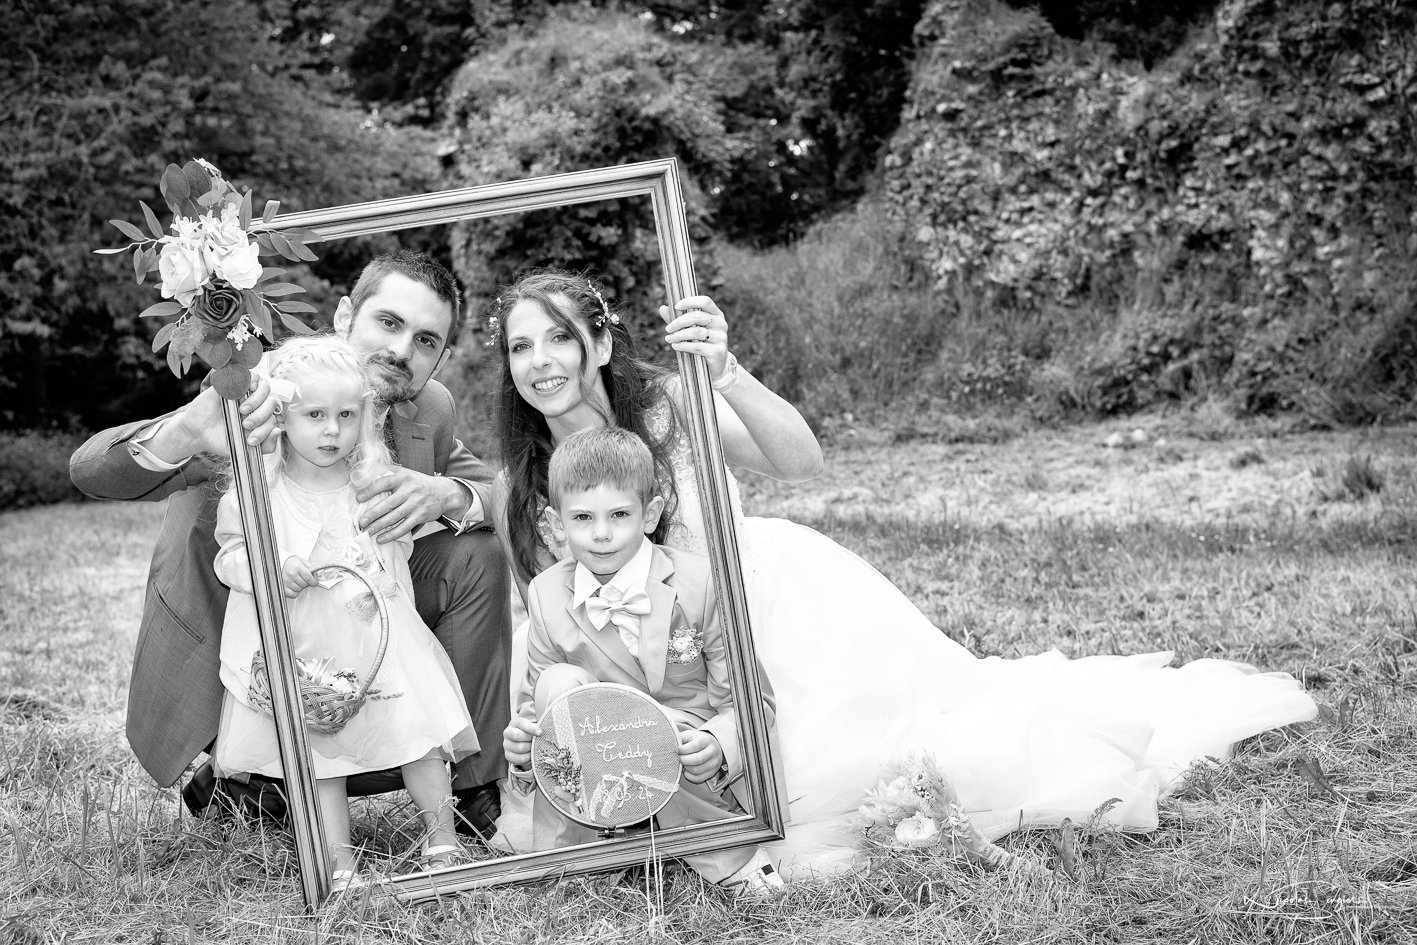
[502,427,785,896]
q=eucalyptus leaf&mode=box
[256,233,277,255]
[197,189,222,209]
[166,345,183,377]
[132,250,145,284]
[199,337,234,369]
[183,162,211,201]
[239,190,252,231]
[151,321,177,354]
[279,227,321,244]
[211,364,251,401]
[286,240,319,263]
[93,247,129,256]
[140,201,164,240]
[160,164,189,207]
[248,301,273,339]
[278,311,316,335]
[138,300,184,319]
[273,300,317,314]
[258,267,286,283]
[262,200,280,223]
[109,219,148,242]
[262,283,304,297]
[267,231,295,259]
[232,337,264,367]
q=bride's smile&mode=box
[505,295,612,438]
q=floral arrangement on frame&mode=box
[95,159,319,397]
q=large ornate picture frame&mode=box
[251,159,784,906]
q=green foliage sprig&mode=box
[94,159,321,399]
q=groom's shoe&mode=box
[453,782,501,843]
[182,760,289,827]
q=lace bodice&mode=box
[535,400,747,561]
[283,479,379,572]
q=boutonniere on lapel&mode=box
[667,605,705,665]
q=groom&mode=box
[69,250,510,839]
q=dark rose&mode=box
[191,281,243,330]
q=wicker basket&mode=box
[246,562,390,737]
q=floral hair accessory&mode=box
[483,314,502,347]
[95,159,321,400]
[586,281,620,331]
[266,376,298,408]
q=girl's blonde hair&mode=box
[257,333,392,488]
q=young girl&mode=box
[212,335,479,889]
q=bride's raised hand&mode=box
[661,296,730,382]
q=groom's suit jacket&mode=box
[522,544,787,816]
[69,379,493,787]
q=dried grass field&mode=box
[3,417,1416,943]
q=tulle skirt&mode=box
[499,517,1317,877]
[216,573,480,780]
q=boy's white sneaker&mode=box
[720,848,786,899]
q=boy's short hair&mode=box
[548,428,658,508]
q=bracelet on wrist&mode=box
[711,352,741,392]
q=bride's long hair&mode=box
[486,270,679,584]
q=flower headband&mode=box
[483,279,620,346]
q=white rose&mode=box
[201,204,246,251]
[170,216,202,242]
[894,813,941,848]
[158,240,209,307]
[857,798,893,826]
[211,239,263,289]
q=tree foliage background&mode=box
[4,0,1414,441]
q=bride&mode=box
[486,270,1318,876]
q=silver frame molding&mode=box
[261,158,784,904]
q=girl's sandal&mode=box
[419,843,472,871]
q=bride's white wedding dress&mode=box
[499,405,1317,876]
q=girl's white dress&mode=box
[214,477,479,779]
[506,403,1317,876]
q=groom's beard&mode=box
[368,354,417,404]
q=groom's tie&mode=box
[585,584,652,659]
[381,414,400,465]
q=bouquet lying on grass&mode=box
[96,158,319,391]
[858,753,1043,872]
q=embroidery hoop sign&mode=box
[531,683,683,831]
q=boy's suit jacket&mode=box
[69,379,492,787]
[522,543,787,816]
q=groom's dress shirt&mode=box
[123,403,486,532]
[572,538,654,660]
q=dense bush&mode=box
[439,8,749,345]
[712,200,946,427]
[887,0,1417,423]
[1,0,439,432]
[0,432,85,510]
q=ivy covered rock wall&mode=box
[886,0,1417,421]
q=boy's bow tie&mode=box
[585,585,651,635]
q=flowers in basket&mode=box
[294,657,361,695]
[858,753,1039,872]
[95,158,319,397]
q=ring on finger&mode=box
[272,402,283,415]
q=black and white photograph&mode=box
[2,0,1414,940]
